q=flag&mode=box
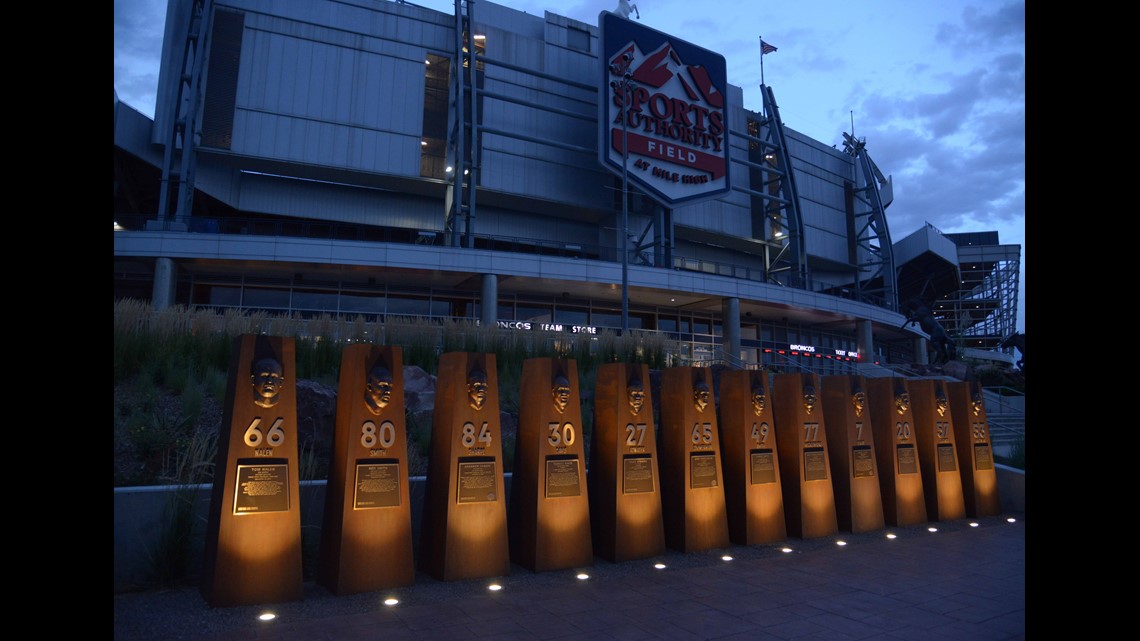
[761,40,777,55]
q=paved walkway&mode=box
[113,513,1024,641]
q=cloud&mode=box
[114,0,168,118]
[937,1,1025,50]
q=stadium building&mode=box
[113,0,1021,372]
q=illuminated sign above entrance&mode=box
[766,345,860,362]
[497,320,599,335]
[598,11,730,207]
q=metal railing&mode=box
[982,386,1025,450]
[114,214,888,307]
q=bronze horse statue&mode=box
[901,303,957,365]
[1000,331,1024,369]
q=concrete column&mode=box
[913,337,929,365]
[151,257,177,311]
[856,320,874,364]
[722,297,741,362]
[480,273,498,327]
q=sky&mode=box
[114,0,1025,333]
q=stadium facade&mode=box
[113,0,1021,372]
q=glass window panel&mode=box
[387,296,431,316]
[199,285,240,307]
[517,305,552,323]
[292,289,339,311]
[567,27,590,52]
[341,293,385,314]
[592,310,620,328]
[243,287,290,309]
[555,306,588,325]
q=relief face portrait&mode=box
[935,390,949,417]
[467,369,489,411]
[365,364,394,415]
[552,375,571,414]
[693,381,711,413]
[627,379,646,416]
[751,386,766,416]
[895,390,911,415]
[802,381,817,415]
[250,357,285,409]
[852,388,866,417]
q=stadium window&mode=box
[517,304,552,323]
[243,287,290,310]
[340,292,386,314]
[387,295,432,317]
[567,27,590,52]
[292,289,339,312]
[555,306,589,326]
[420,54,450,178]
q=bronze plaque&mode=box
[750,449,776,485]
[353,461,400,509]
[690,452,719,489]
[622,455,655,494]
[545,457,582,498]
[233,462,290,515]
[804,447,828,481]
[852,446,875,478]
[936,443,958,472]
[974,443,994,470]
[457,460,498,504]
[897,444,918,475]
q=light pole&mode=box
[612,57,633,335]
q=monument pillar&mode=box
[420,352,510,581]
[317,344,414,594]
[509,358,593,572]
[588,362,666,562]
[821,375,885,533]
[718,369,786,545]
[909,379,967,522]
[772,372,838,539]
[947,381,1002,517]
[866,377,927,527]
[659,366,730,552]
[200,334,303,607]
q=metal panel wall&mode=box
[476,20,608,210]
[229,13,427,176]
[154,0,880,276]
[469,206,598,246]
[786,131,853,268]
[235,173,442,230]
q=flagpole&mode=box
[759,36,766,116]
[759,36,765,87]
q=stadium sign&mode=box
[598,11,730,207]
